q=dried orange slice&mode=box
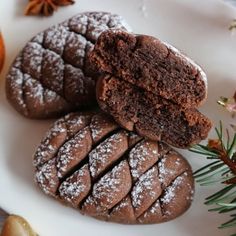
[0,32,5,73]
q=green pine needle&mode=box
[190,121,236,233]
[206,185,236,201]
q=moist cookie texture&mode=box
[96,76,212,148]
[34,112,194,224]
[6,12,130,119]
[90,29,207,109]
[90,30,212,148]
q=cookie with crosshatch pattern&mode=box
[34,112,194,224]
[5,12,130,119]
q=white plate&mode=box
[0,0,236,235]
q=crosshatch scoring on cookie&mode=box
[5,12,131,119]
[34,112,194,224]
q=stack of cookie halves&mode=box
[5,12,212,224]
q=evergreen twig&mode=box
[190,122,236,234]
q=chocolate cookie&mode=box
[89,30,212,148]
[6,12,130,119]
[34,112,194,224]
[96,75,212,148]
[90,29,207,109]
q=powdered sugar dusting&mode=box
[160,175,185,204]
[143,200,161,219]
[64,65,90,95]
[131,166,157,208]
[108,14,132,33]
[59,165,87,204]
[31,32,44,44]
[33,119,67,166]
[24,75,44,104]
[57,128,89,178]
[175,158,181,166]
[129,140,158,179]
[7,67,26,110]
[65,33,87,68]
[89,132,125,178]
[158,157,175,184]
[90,114,118,143]
[44,24,69,55]
[42,50,64,92]
[90,116,104,141]
[115,197,130,211]
[32,111,195,223]
[65,114,88,137]
[44,89,59,103]
[92,160,127,207]
[7,12,131,118]
[13,56,22,69]
[150,200,161,214]
[69,14,88,35]
[23,42,43,79]
[35,158,58,196]
[187,188,195,201]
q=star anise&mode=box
[25,0,75,16]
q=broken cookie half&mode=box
[90,30,212,148]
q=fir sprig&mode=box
[190,122,236,233]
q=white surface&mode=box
[0,0,236,235]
